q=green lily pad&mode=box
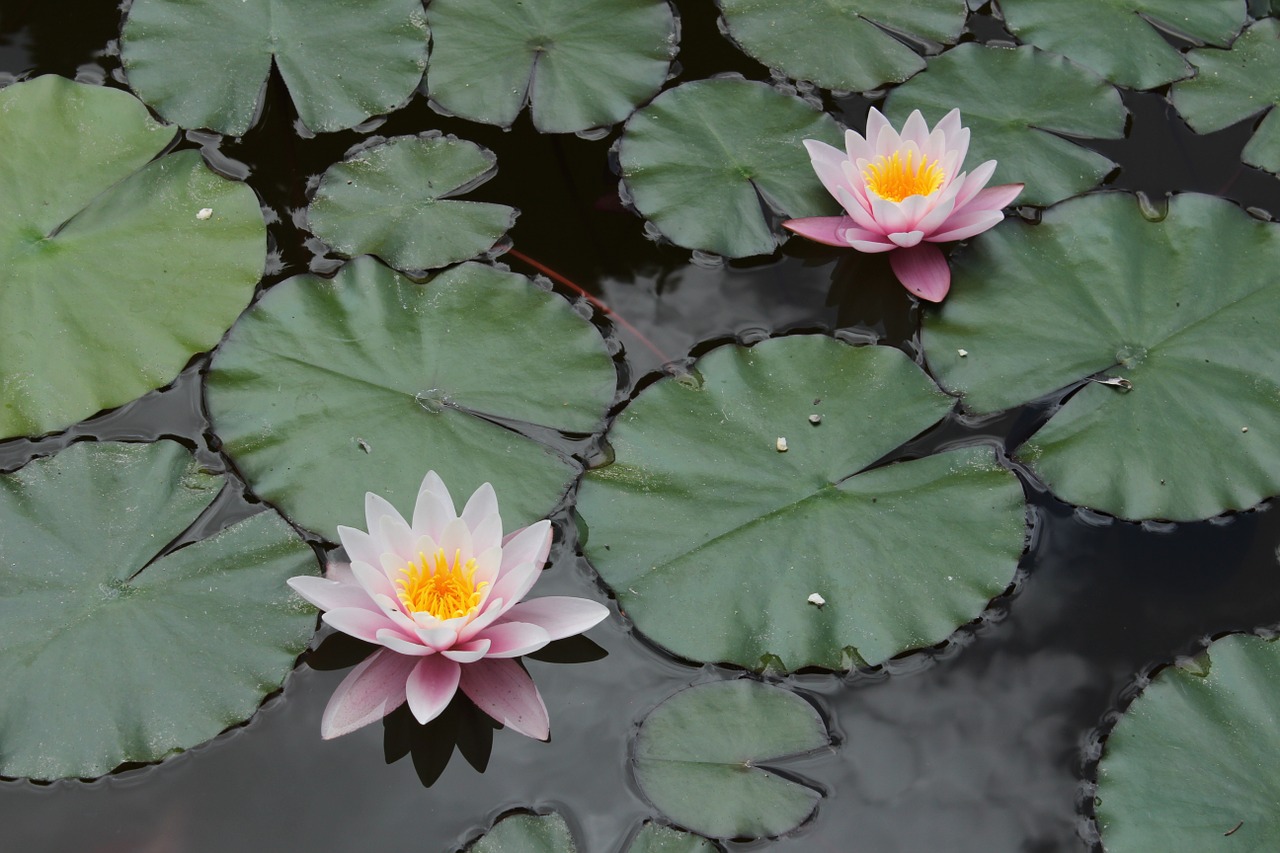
[633,680,828,839]
[0,440,317,780]
[1097,633,1280,850]
[1172,18,1280,176]
[307,134,517,273]
[121,0,428,135]
[425,0,677,133]
[0,76,264,440]
[467,812,577,853]
[627,824,719,853]
[999,0,1245,90]
[578,336,1026,671]
[922,192,1280,522]
[617,79,843,258]
[718,0,967,93]
[883,44,1125,207]
[206,256,616,538]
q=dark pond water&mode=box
[3,2,1280,851]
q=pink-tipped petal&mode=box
[894,193,933,231]
[926,209,1005,243]
[458,596,507,643]
[835,186,889,235]
[889,244,951,302]
[336,525,383,569]
[867,192,914,235]
[364,491,407,537]
[414,625,458,650]
[460,482,500,529]
[865,107,892,154]
[498,597,610,641]
[962,182,1024,213]
[934,108,962,144]
[950,160,997,211]
[411,490,454,542]
[459,658,550,741]
[842,127,873,164]
[803,139,853,201]
[405,655,461,725]
[322,607,402,644]
[470,515,503,558]
[442,638,492,663]
[417,470,456,516]
[847,237,899,254]
[500,520,552,575]
[475,621,552,658]
[873,121,901,159]
[487,560,540,611]
[945,125,970,173]
[320,649,416,739]
[900,110,929,147]
[782,216,852,247]
[375,629,434,656]
[288,576,378,614]
[351,560,399,603]
[889,230,925,248]
[378,513,416,562]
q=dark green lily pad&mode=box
[1097,633,1280,850]
[883,44,1125,207]
[923,192,1280,522]
[307,134,517,273]
[632,680,828,839]
[628,824,719,853]
[718,0,967,92]
[206,256,616,538]
[999,0,1245,90]
[578,336,1026,671]
[1172,18,1280,176]
[0,75,264,440]
[121,0,428,135]
[0,440,317,780]
[617,79,843,258]
[467,812,577,853]
[425,0,677,133]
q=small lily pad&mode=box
[307,134,517,273]
[922,192,1280,521]
[627,824,719,853]
[617,79,843,258]
[425,0,677,133]
[718,0,967,93]
[206,256,616,538]
[578,335,1027,670]
[0,441,317,780]
[1097,633,1280,850]
[467,812,578,853]
[632,680,828,839]
[121,0,428,135]
[883,44,1125,207]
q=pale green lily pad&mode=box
[121,0,428,135]
[206,256,616,538]
[0,441,317,780]
[467,812,577,853]
[627,824,719,853]
[617,79,843,258]
[1172,18,1280,176]
[922,192,1280,522]
[0,76,264,440]
[578,336,1026,671]
[719,0,967,92]
[633,680,828,839]
[1097,633,1280,850]
[883,44,1125,207]
[307,134,517,273]
[425,0,677,133]
[999,0,1245,90]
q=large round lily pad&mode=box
[466,812,577,853]
[617,79,843,258]
[0,76,264,440]
[578,336,1026,671]
[1172,18,1280,176]
[718,0,967,93]
[632,680,828,839]
[121,0,428,135]
[883,44,1125,207]
[206,256,616,539]
[425,0,677,133]
[0,440,317,780]
[999,0,1245,90]
[1097,633,1280,850]
[922,192,1280,522]
[307,134,517,273]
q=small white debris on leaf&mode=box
[776,436,788,452]
[807,593,826,607]
[957,348,968,357]
[196,208,213,220]
[808,413,822,425]
[1242,426,1249,433]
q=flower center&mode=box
[396,548,487,620]
[862,151,945,203]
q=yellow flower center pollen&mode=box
[396,548,487,620]
[862,151,945,203]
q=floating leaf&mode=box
[922,192,1280,521]
[618,79,843,258]
[206,256,616,538]
[718,0,967,93]
[627,824,719,853]
[0,441,317,780]
[578,336,1026,670]
[467,812,578,853]
[1171,18,1280,176]
[307,134,517,273]
[633,680,827,839]
[425,0,676,133]
[883,44,1125,207]
[0,76,264,440]
[998,0,1245,90]
[121,0,428,135]
[1097,634,1280,850]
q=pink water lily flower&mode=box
[288,472,609,740]
[783,107,1023,302]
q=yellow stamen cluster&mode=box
[862,151,944,203]
[397,548,487,620]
